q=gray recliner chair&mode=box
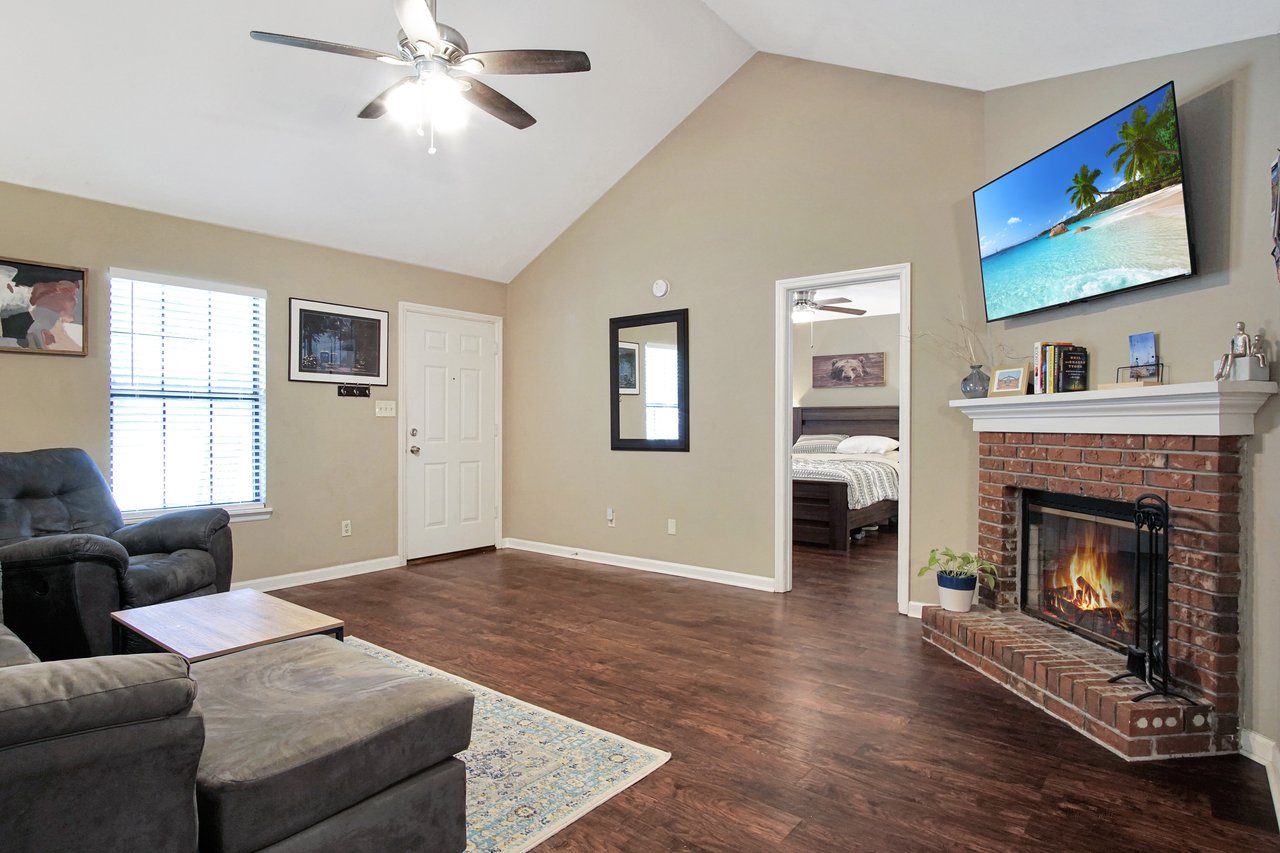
[0,448,232,660]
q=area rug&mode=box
[348,638,670,852]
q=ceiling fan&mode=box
[250,0,590,136]
[792,290,867,318]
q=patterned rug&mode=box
[348,638,670,852]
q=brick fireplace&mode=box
[928,382,1274,760]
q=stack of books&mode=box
[1033,342,1088,393]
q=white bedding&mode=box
[791,451,900,510]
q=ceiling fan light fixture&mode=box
[386,73,468,132]
[791,302,816,322]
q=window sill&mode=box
[121,505,274,524]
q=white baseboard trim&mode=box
[907,601,929,619]
[500,538,776,592]
[232,555,405,592]
[1241,729,1280,824]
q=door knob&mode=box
[409,445,421,455]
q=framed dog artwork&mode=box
[812,351,886,388]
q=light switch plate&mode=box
[375,400,396,417]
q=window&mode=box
[109,271,266,514]
[644,342,680,440]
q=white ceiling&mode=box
[0,1,751,283]
[2,2,1275,283]
[702,1,1280,91]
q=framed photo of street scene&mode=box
[0,257,87,357]
[289,298,388,385]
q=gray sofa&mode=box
[0,621,474,852]
[0,448,234,661]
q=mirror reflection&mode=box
[610,309,688,452]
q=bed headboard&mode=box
[793,406,900,441]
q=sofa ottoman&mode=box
[191,635,473,853]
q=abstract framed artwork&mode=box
[0,257,87,356]
[812,351,886,388]
[617,341,639,394]
[289,298,389,385]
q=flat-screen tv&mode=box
[973,81,1194,322]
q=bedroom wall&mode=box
[503,54,985,582]
[981,35,1280,745]
[792,314,900,407]
[0,181,505,583]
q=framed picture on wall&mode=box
[812,351,885,388]
[0,257,87,357]
[617,341,639,394]
[289,298,389,385]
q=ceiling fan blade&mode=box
[250,31,409,65]
[359,77,416,119]
[394,0,440,50]
[457,78,535,129]
[819,306,867,316]
[459,50,591,75]
[815,296,852,306]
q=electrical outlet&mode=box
[341,520,352,537]
[667,518,676,535]
[606,507,615,527]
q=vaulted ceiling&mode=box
[2,1,1276,283]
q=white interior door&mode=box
[404,310,498,559]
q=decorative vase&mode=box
[936,573,978,612]
[960,364,990,399]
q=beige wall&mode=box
[982,36,1280,744]
[0,182,504,582]
[793,314,900,407]
[503,54,985,579]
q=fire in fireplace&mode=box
[1022,491,1146,650]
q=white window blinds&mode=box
[109,273,266,513]
[644,343,680,441]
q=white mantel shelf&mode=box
[949,380,1278,436]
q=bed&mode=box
[792,406,900,551]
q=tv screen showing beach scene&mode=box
[974,82,1193,322]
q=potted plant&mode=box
[918,547,998,613]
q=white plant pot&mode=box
[937,580,978,613]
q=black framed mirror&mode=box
[610,309,689,452]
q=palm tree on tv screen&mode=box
[1106,102,1178,185]
[1066,164,1104,211]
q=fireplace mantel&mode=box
[950,380,1276,436]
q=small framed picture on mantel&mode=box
[988,363,1031,397]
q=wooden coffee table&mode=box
[110,588,344,662]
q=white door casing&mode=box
[773,264,911,613]
[402,307,499,559]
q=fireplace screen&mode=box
[1022,492,1146,649]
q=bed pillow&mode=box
[792,434,848,454]
[836,434,899,454]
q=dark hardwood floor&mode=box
[274,531,1278,851]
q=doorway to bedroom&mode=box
[773,265,911,613]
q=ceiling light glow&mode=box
[386,74,468,133]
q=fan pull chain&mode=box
[415,122,439,155]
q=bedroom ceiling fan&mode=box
[792,290,867,319]
[250,0,590,149]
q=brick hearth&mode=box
[922,608,1214,759]
[923,430,1244,760]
